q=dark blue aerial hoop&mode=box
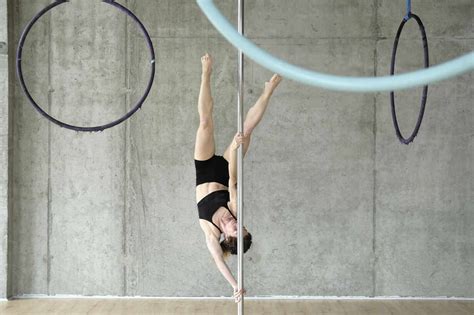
[390,0,429,144]
[16,0,156,132]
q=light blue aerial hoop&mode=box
[196,0,474,93]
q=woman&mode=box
[194,53,282,302]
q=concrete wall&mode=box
[5,0,473,299]
[0,0,8,300]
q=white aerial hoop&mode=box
[197,0,474,92]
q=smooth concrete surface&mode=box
[4,0,474,299]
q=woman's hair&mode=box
[221,233,252,259]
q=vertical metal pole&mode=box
[237,0,244,314]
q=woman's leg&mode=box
[194,54,216,161]
[223,74,282,161]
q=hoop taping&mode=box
[390,13,429,144]
[16,0,155,132]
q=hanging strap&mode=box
[404,0,412,21]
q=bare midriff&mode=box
[196,181,228,204]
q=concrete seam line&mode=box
[196,0,474,92]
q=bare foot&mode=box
[201,53,212,76]
[264,74,282,96]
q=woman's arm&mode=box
[205,234,238,289]
[227,132,248,211]
[228,144,238,211]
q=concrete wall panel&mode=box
[125,36,238,296]
[0,0,8,297]
[375,37,474,296]
[9,0,51,297]
[132,0,235,39]
[245,0,376,39]
[47,1,126,295]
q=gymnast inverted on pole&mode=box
[194,53,281,302]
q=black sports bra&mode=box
[197,190,236,233]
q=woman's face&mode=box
[223,219,248,238]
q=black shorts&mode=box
[194,155,229,187]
